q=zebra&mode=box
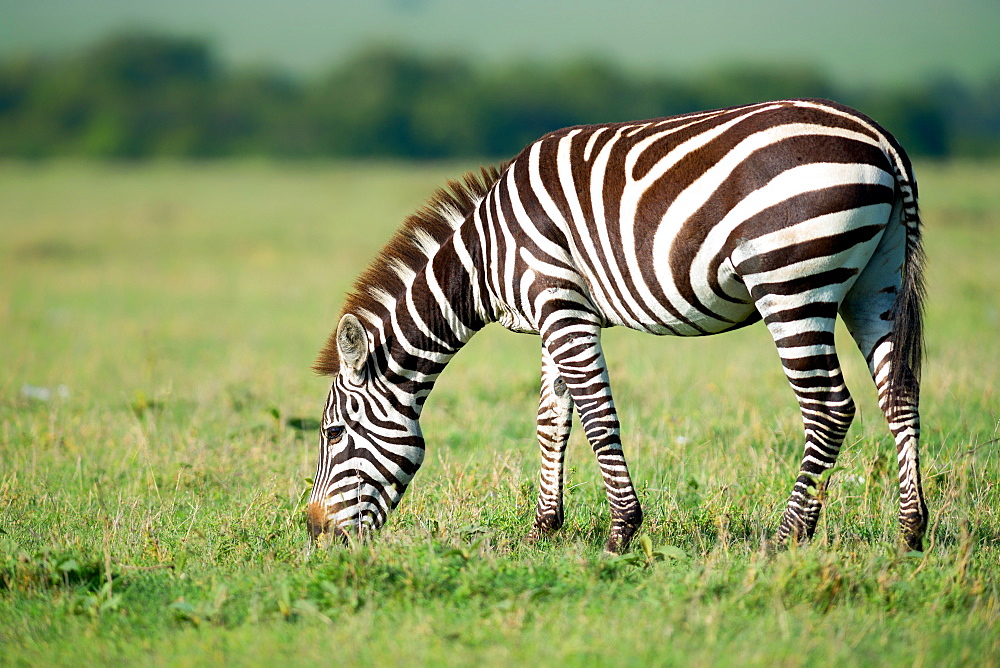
[306,98,928,554]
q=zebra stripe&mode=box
[306,99,928,554]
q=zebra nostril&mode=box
[306,502,330,539]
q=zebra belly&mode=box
[583,255,758,336]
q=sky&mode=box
[1,0,998,85]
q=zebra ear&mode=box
[336,314,369,372]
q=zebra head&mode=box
[306,314,425,543]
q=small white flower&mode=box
[20,384,70,401]
[21,384,51,401]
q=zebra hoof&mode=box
[604,506,643,554]
[603,536,629,555]
[526,511,564,544]
[604,526,640,555]
[525,522,560,544]
[901,515,927,553]
[902,533,925,553]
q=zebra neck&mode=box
[369,232,491,415]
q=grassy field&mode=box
[2,159,998,665]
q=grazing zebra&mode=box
[306,98,928,554]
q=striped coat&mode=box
[307,99,928,553]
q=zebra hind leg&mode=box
[840,280,928,552]
[527,345,574,542]
[871,339,927,552]
[757,300,856,548]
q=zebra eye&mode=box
[324,425,346,442]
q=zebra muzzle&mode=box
[306,502,332,539]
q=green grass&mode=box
[2,159,999,666]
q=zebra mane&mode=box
[313,164,505,376]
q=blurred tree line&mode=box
[1,33,998,160]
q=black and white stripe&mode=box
[307,99,928,553]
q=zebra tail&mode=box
[888,167,926,406]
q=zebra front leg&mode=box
[527,346,574,542]
[542,319,642,554]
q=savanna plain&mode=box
[1,160,998,666]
